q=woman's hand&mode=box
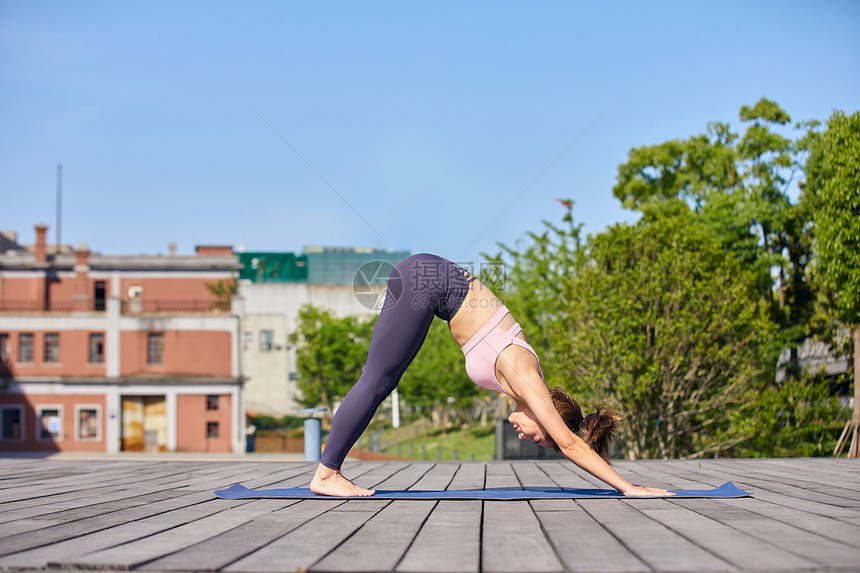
[622,485,675,497]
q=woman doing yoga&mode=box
[309,253,673,497]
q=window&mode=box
[18,333,34,363]
[38,407,63,441]
[147,333,164,364]
[0,334,9,366]
[76,406,100,441]
[206,395,219,410]
[206,421,219,439]
[259,330,273,351]
[1,406,23,440]
[89,333,105,363]
[44,333,60,363]
[94,281,107,312]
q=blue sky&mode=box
[2,1,858,263]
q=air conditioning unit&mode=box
[128,286,143,314]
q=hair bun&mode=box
[582,407,620,463]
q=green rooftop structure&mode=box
[237,252,308,283]
[237,247,410,285]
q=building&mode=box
[0,224,244,453]
[238,247,409,417]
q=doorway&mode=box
[121,395,167,451]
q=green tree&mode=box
[289,305,375,417]
[563,213,776,459]
[204,277,237,310]
[805,109,860,456]
[397,318,482,426]
[613,98,819,368]
[731,375,846,457]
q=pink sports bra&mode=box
[461,305,544,395]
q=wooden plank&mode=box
[535,504,649,572]
[447,462,485,490]
[313,500,437,571]
[747,458,860,490]
[223,507,380,572]
[374,462,438,490]
[2,457,860,573]
[534,460,600,489]
[396,501,481,573]
[57,498,283,569]
[141,500,343,571]
[511,461,559,489]
[577,499,732,571]
[0,492,236,569]
[615,460,711,490]
[715,496,860,548]
[484,462,520,489]
[0,483,189,523]
[703,459,860,504]
[672,498,860,569]
[653,459,860,519]
[638,499,820,570]
[409,462,459,490]
[0,488,217,550]
[482,500,563,573]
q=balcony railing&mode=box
[0,299,231,314]
[121,299,231,315]
[0,300,102,312]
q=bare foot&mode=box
[309,465,375,497]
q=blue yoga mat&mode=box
[214,481,750,500]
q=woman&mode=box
[310,253,672,497]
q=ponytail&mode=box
[549,387,619,464]
[581,406,620,463]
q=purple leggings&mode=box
[319,253,474,470]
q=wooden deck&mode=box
[0,456,858,573]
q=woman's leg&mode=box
[314,255,439,487]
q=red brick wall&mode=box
[120,278,222,304]
[176,394,232,452]
[4,331,107,378]
[0,394,106,452]
[120,331,232,377]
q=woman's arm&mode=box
[504,360,672,496]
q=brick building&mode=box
[0,224,245,453]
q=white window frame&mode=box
[75,404,102,442]
[0,405,25,441]
[36,405,64,442]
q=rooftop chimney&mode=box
[34,224,48,263]
[168,242,177,257]
[74,243,91,271]
[195,245,233,257]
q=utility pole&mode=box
[56,163,63,255]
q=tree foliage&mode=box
[806,110,860,326]
[289,305,375,415]
[613,98,819,354]
[562,213,775,459]
[730,375,848,458]
[805,109,860,455]
[397,318,482,423]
